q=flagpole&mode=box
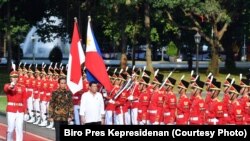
[74,17,83,40]
[74,17,84,69]
[88,16,91,22]
[67,17,85,94]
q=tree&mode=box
[0,0,47,70]
[143,1,153,72]
[154,0,242,76]
[99,0,143,70]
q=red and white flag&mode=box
[67,19,85,94]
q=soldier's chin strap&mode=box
[193,89,198,96]
[224,86,229,93]
[230,93,238,101]
[242,87,247,95]
[211,90,219,99]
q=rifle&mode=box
[113,78,132,100]
[159,71,173,89]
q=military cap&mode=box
[240,79,250,88]
[210,81,221,91]
[165,77,176,87]
[193,80,205,90]
[139,76,150,85]
[178,79,190,89]
[144,70,151,78]
[152,73,164,85]
[120,73,127,81]
[229,83,241,95]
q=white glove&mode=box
[10,82,15,88]
[108,99,115,104]
[103,93,107,98]
[11,82,15,86]
[127,95,133,101]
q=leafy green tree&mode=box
[0,0,47,69]
[153,0,242,75]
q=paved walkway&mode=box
[0,112,55,141]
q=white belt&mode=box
[177,114,184,118]
[46,93,51,96]
[34,91,38,93]
[132,100,139,102]
[208,118,219,124]
[73,97,79,100]
[164,112,171,116]
[138,110,142,113]
[190,117,198,121]
[148,110,157,114]
[26,88,33,91]
[40,92,44,94]
[8,102,23,106]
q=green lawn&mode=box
[0,66,9,113]
[0,96,7,112]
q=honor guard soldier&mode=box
[189,80,205,125]
[204,76,215,124]
[104,71,120,125]
[4,63,27,141]
[26,65,36,123]
[21,64,29,121]
[162,77,177,125]
[207,81,225,125]
[33,65,42,125]
[222,74,234,124]
[228,84,245,125]
[245,73,250,124]
[39,65,49,127]
[147,73,164,125]
[137,76,151,125]
[239,75,250,124]
[176,75,191,125]
[126,68,141,125]
[113,73,130,125]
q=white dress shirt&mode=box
[79,91,105,123]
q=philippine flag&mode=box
[85,16,113,92]
[67,19,85,94]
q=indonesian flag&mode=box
[85,17,113,92]
[67,19,85,94]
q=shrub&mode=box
[166,41,178,57]
[49,46,62,63]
